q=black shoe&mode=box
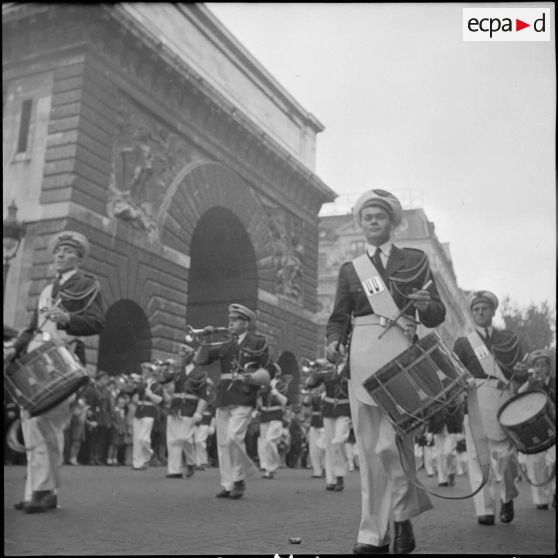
[311,474,322,478]
[326,483,336,491]
[185,465,195,478]
[477,515,495,525]
[536,504,549,510]
[165,473,183,479]
[23,491,57,514]
[393,520,415,554]
[216,489,231,498]
[353,542,390,554]
[500,500,514,523]
[229,480,245,500]
[14,501,28,511]
[334,476,344,491]
[438,481,449,487]
[448,473,456,486]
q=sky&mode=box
[205,2,556,321]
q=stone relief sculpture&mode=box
[267,208,304,302]
[108,96,190,241]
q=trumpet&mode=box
[184,324,233,346]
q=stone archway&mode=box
[186,206,258,329]
[278,351,301,406]
[97,299,152,375]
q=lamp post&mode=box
[3,200,26,299]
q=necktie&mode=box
[51,274,62,300]
[484,328,491,347]
[373,247,387,282]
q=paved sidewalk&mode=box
[4,464,556,555]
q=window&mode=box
[350,240,365,257]
[16,99,33,154]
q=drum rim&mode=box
[496,389,550,426]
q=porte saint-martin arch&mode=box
[2,4,336,384]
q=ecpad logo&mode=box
[463,8,550,41]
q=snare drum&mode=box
[363,332,472,435]
[4,339,90,417]
[497,390,556,454]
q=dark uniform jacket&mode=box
[13,270,105,364]
[306,373,350,419]
[161,365,208,418]
[134,382,164,419]
[199,332,270,408]
[259,389,285,423]
[326,246,445,347]
[453,328,525,381]
[303,394,324,428]
[200,403,215,426]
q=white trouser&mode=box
[194,424,210,467]
[308,426,325,476]
[345,441,356,471]
[22,400,71,499]
[260,420,283,473]
[349,381,433,547]
[166,414,196,474]
[464,414,518,516]
[323,415,351,484]
[423,444,436,476]
[434,427,458,483]
[519,447,556,506]
[215,405,258,491]
[132,417,154,468]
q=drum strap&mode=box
[467,331,507,383]
[395,385,490,501]
[352,254,399,318]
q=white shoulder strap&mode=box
[467,331,506,382]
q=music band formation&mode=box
[3,189,555,554]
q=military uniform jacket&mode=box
[259,390,285,423]
[307,374,350,419]
[13,270,105,364]
[453,328,525,381]
[326,246,445,346]
[204,332,270,408]
[134,382,164,419]
[164,365,208,418]
[303,394,324,428]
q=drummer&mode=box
[326,189,446,554]
[4,230,105,513]
[517,349,556,510]
[453,290,527,526]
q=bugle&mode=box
[184,324,233,347]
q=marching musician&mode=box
[160,345,208,479]
[194,378,216,471]
[257,363,288,479]
[4,230,105,513]
[131,362,164,470]
[194,303,271,500]
[305,359,351,492]
[517,349,556,510]
[302,383,326,479]
[326,189,445,554]
[453,290,527,526]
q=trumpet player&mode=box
[305,359,351,492]
[302,382,326,478]
[160,345,209,479]
[194,303,271,500]
[258,364,289,479]
[131,362,164,470]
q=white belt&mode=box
[221,373,234,380]
[311,411,321,415]
[173,393,199,400]
[323,396,349,404]
[138,401,154,406]
[261,405,282,411]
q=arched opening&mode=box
[278,351,301,407]
[97,299,151,375]
[186,206,258,328]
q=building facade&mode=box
[317,208,474,351]
[2,3,336,401]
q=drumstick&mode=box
[37,297,62,331]
[377,279,433,340]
